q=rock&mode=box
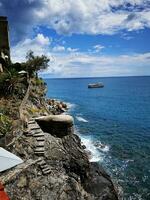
[0,130,118,200]
[83,162,118,200]
[0,116,118,200]
[17,176,27,188]
[0,136,5,148]
[58,103,63,109]
[46,99,68,114]
[35,115,74,138]
[94,141,106,149]
[61,102,67,109]
[82,145,86,149]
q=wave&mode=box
[76,116,88,123]
[66,102,76,111]
[74,127,110,163]
[94,141,109,152]
[79,136,103,162]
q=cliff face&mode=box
[0,117,118,200]
[0,78,118,200]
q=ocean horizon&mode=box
[45,76,150,200]
[42,75,150,80]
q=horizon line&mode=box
[41,75,150,80]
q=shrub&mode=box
[0,113,12,138]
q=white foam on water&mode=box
[101,145,109,152]
[76,116,88,123]
[80,136,103,162]
[94,141,110,152]
[66,102,76,111]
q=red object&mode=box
[0,183,10,200]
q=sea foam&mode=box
[66,102,76,111]
[76,116,88,123]
[94,141,110,152]
[80,136,103,162]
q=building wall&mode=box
[0,16,10,58]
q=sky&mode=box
[0,0,150,78]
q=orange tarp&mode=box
[0,183,10,200]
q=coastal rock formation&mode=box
[35,115,74,137]
[0,117,118,200]
[47,99,68,114]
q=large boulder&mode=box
[35,115,74,138]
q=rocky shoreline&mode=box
[46,99,68,114]
[0,79,119,200]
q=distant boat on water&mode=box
[88,82,104,88]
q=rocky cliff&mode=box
[0,78,118,200]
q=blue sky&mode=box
[1,0,150,77]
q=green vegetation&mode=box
[0,50,50,140]
[0,68,27,97]
[0,50,50,96]
[35,77,44,85]
[22,50,50,77]
[0,50,49,140]
[0,113,12,138]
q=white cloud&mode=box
[11,34,150,78]
[52,45,79,53]
[93,44,105,52]
[40,51,150,77]
[2,0,150,43]
[33,0,150,35]
[35,34,50,45]
[52,45,65,52]
[11,34,52,62]
[67,47,78,52]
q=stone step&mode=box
[36,145,44,148]
[42,167,50,172]
[31,130,42,135]
[26,134,33,137]
[29,130,42,135]
[38,160,46,165]
[28,120,36,124]
[36,138,45,141]
[37,158,43,162]
[36,141,45,146]
[28,123,40,127]
[29,126,41,130]
[29,118,36,121]
[36,145,45,148]
[33,133,45,137]
[31,128,42,132]
[24,132,33,137]
[30,129,41,134]
[40,164,47,169]
[34,147,44,151]
[35,152,44,155]
[28,121,37,124]
[42,169,51,175]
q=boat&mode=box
[88,82,104,88]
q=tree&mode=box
[24,51,50,77]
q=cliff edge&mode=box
[0,78,118,200]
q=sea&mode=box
[45,76,150,200]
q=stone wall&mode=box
[0,16,10,59]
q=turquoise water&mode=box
[45,76,150,200]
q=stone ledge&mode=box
[35,115,74,138]
[35,115,73,124]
